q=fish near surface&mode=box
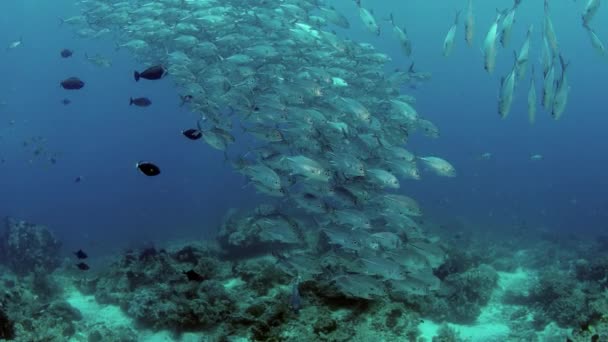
[515,25,533,81]
[389,13,412,57]
[584,25,606,57]
[551,54,571,120]
[582,0,601,27]
[483,13,502,74]
[542,63,556,111]
[500,2,520,48]
[442,10,461,57]
[528,67,537,125]
[355,0,380,36]
[464,0,475,47]
[498,55,517,119]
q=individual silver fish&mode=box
[443,10,461,57]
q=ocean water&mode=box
[1,0,608,340]
[2,0,605,253]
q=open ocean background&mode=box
[1,0,607,256]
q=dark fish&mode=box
[74,249,88,259]
[60,49,73,58]
[76,262,89,270]
[60,77,85,90]
[74,176,83,183]
[61,98,71,105]
[134,65,166,82]
[179,94,193,106]
[136,161,161,176]
[182,128,202,140]
[129,97,152,107]
[184,269,205,282]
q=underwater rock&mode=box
[0,217,61,276]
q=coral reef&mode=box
[79,243,236,332]
[0,274,82,341]
[0,217,61,276]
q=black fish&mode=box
[61,98,71,105]
[60,77,85,90]
[74,176,83,183]
[129,97,151,107]
[74,249,88,259]
[76,262,89,270]
[136,161,161,176]
[60,49,73,58]
[183,269,205,282]
[182,129,202,140]
[134,65,166,82]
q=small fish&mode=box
[74,249,88,259]
[478,152,493,160]
[74,176,83,183]
[180,94,193,106]
[76,262,89,270]
[7,37,22,50]
[60,77,85,90]
[134,65,167,82]
[530,154,544,161]
[61,98,71,105]
[136,161,161,176]
[129,97,151,107]
[60,49,73,58]
[182,128,202,140]
[184,269,205,282]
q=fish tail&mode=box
[129,97,133,106]
[58,17,64,26]
[134,71,140,82]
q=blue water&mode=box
[1,0,606,256]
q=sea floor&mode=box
[1,217,607,341]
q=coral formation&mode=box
[0,217,61,276]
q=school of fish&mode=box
[56,0,458,298]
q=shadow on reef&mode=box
[0,308,15,340]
